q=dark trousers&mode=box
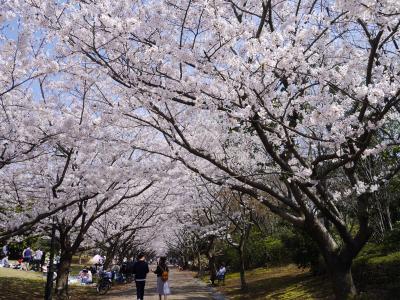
[135,280,146,299]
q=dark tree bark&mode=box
[238,245,247,290]
[197,251,202,277]
[208,254,217,285]
[330,264,356,299]
[55,252,73,299]
[305,215,364,299]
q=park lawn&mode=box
[70,263,85,276]
[210,255,400,300]
[210,264,333,300]
[0,267,97,300]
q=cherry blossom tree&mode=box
[7,0,400,298]
[86,194,162,268]
[51,180,154,298]
[0,2,60,170]
[170,183,230,282]
[214,190,256,290]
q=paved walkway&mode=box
[97,268,225,300]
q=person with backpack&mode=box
[154,256,171,300]
[132,253,149,300]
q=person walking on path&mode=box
[132,253,149,300]
[154,256,171,300]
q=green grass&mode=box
[352,250,400,299]
[206,254,400,300]
[0,266,96,300]
[361,251,400,265]
[70,263,85,276]
[207,265,333,300]
[0,268,44,300]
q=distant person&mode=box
[32,248,43,271]
[89,265,97,275]
[2,244,9,257]
[110,262,122,282]
[154,257,171,300]
[217,264,226,277]
[22,247,33,270]
[132,253,149,300]
[40,251,46,271]
[0,244,8,267]
[13,257,23,269]
[78,267,93,284]
[91,254,103,271]
[216,264,226,284]
[0,255,10,268]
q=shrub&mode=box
[264,237,288,265]
[281,229,325,275]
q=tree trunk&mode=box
[103,245,116,270]
[330,264,357,299]
[209,255,217,285]
[385,203,393,231]
[238,248,247,290]
[182,255,189,269]
[197,252,202,277]
[45,222,56,300]
[305,216,360,300]
[55,253,72,300]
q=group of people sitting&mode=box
[0,244,45,271]
[76,255,124,285]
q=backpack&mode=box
[160,266,168,282]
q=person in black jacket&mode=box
[132,253,149,300]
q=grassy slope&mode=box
[211,265,333,300]
[210,250,400,300]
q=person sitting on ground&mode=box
[78,267,93,284]
[13,257,23,269]
[0,255,10,268]
[111,262,124,283]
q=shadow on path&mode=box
[97,267,224,300]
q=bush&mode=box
[281,229,326,275]
[220,228,291,271]
[381,223,400,252]
[264,237,289,265]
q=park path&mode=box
[97,267,225,300]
